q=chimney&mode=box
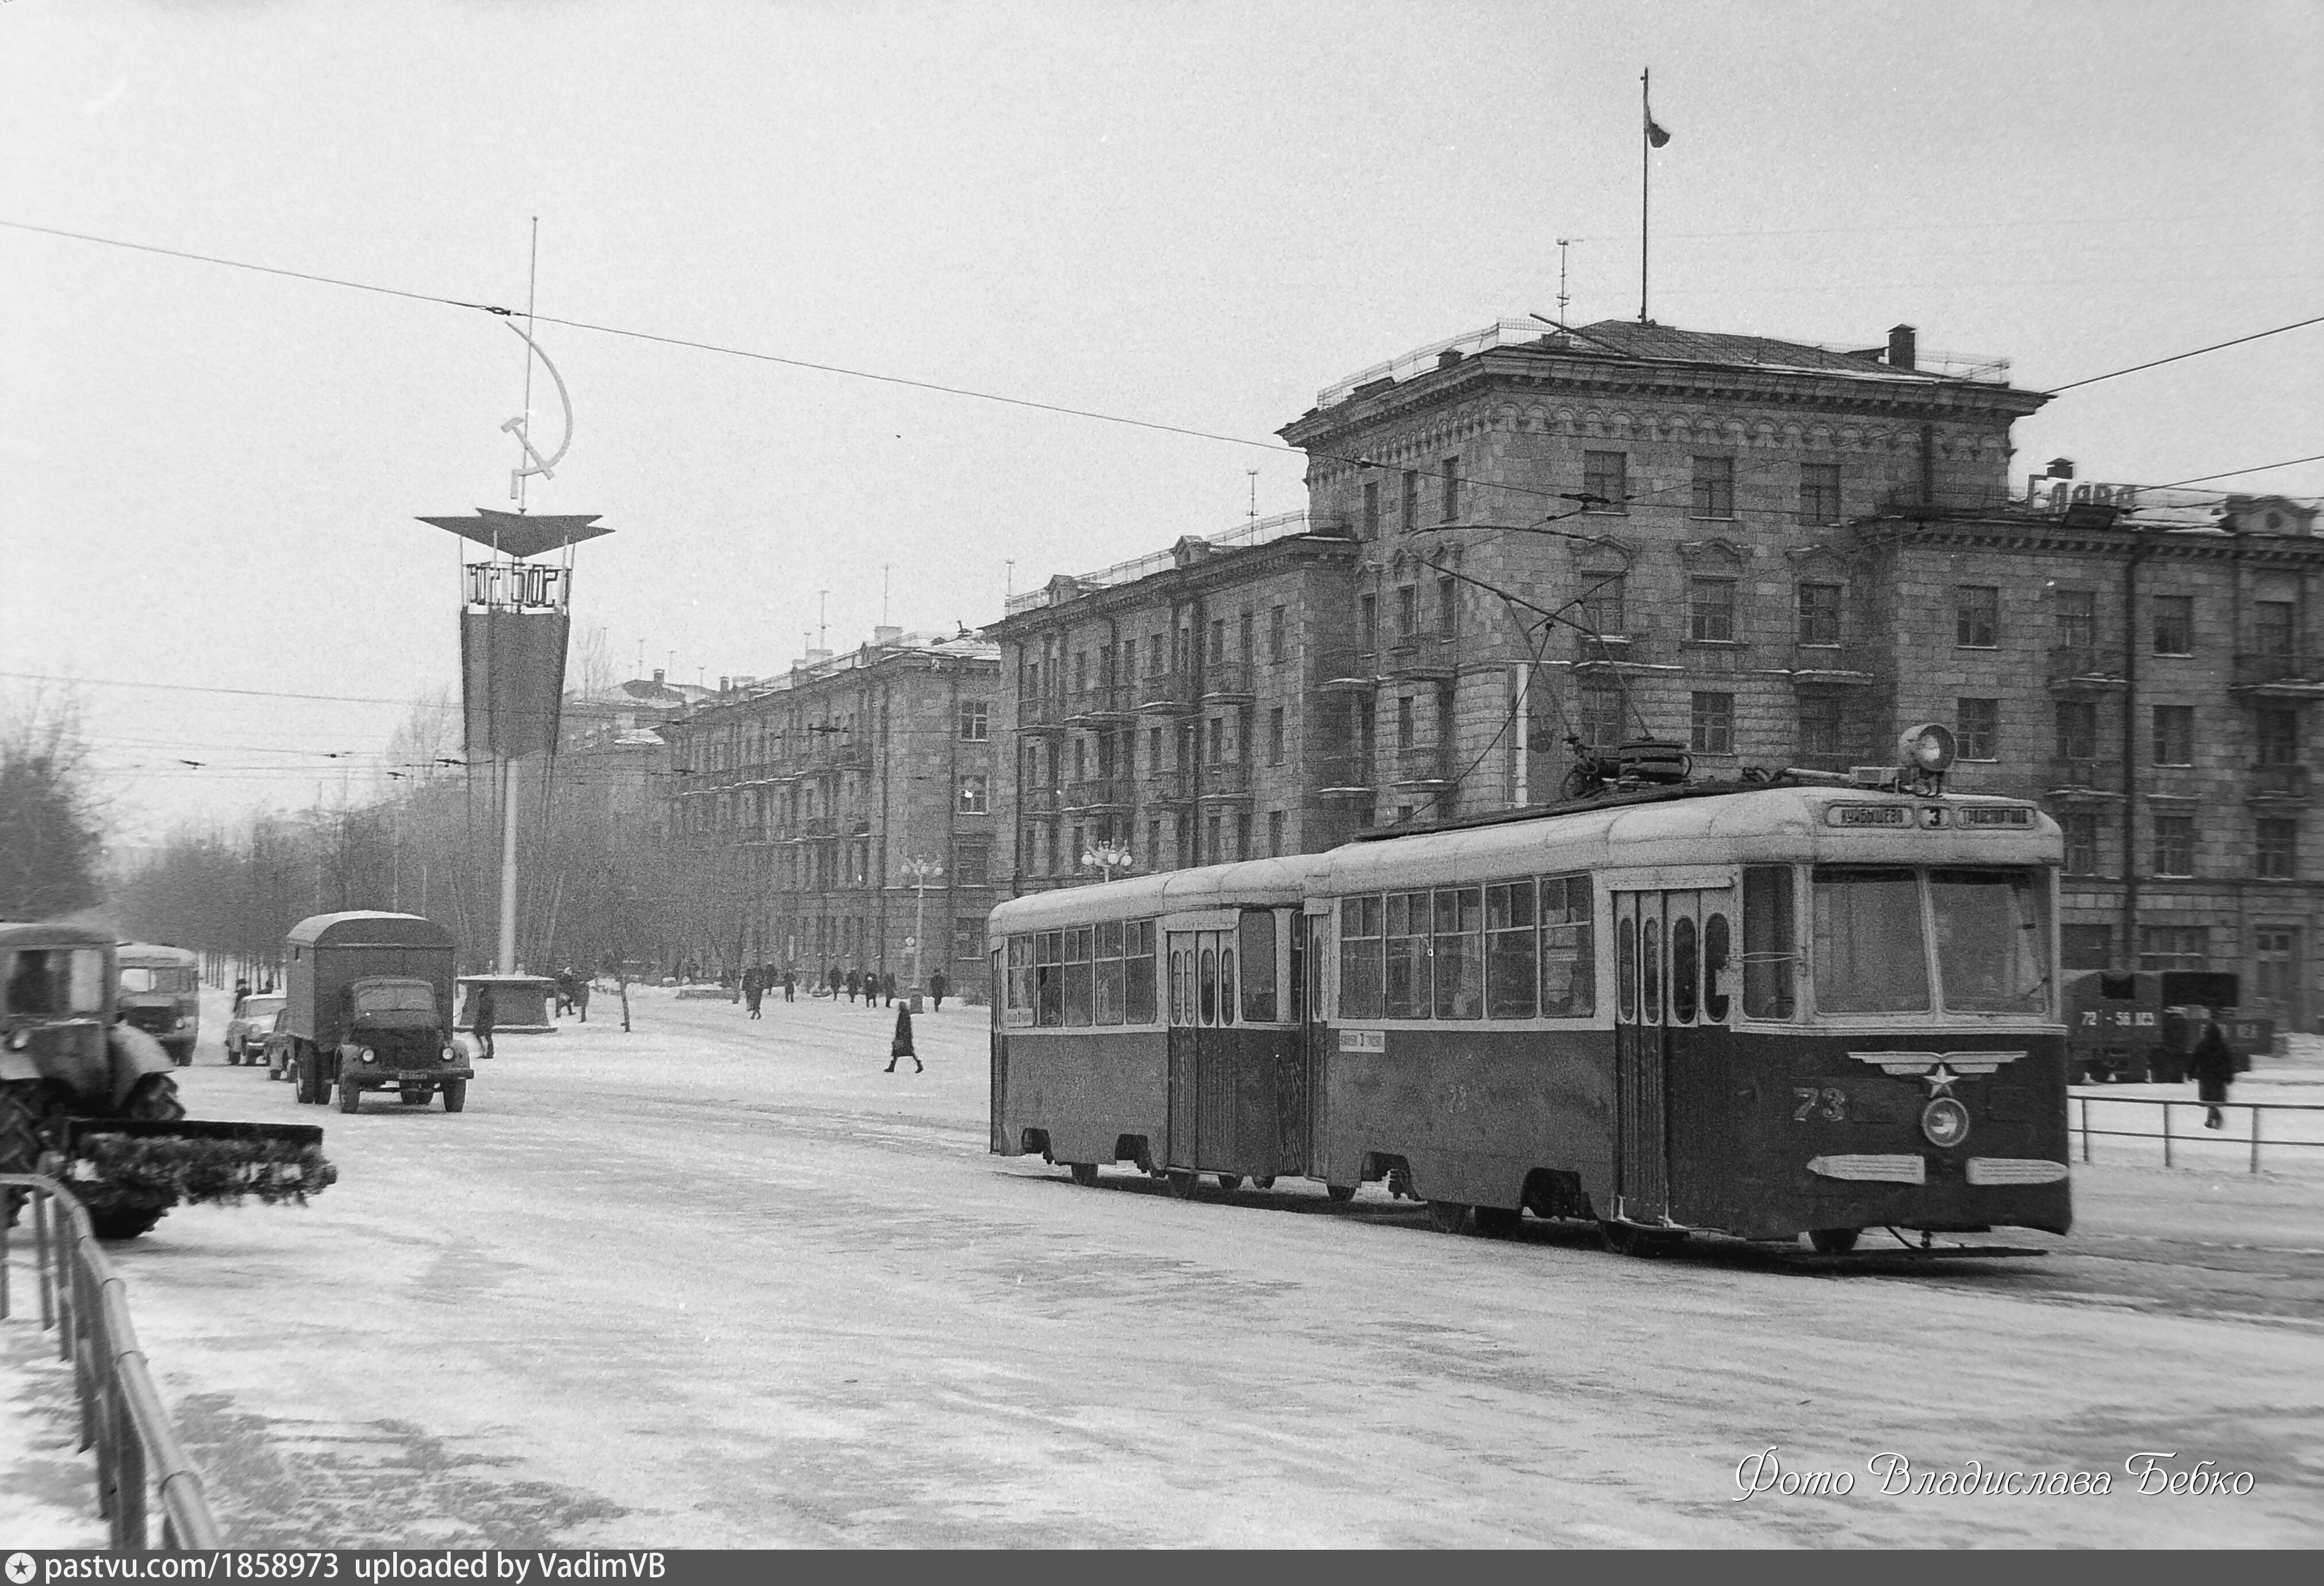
[2047,457,2076,480]
[1886,324,1917,371]
[653,668,665,687]
[719,676,730,695]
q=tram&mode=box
[989,742,2069,1254]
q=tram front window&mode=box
[1931,868,2050,1014]
[1811,867,1930,1013]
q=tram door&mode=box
[1613,890,1701,1221]
[1165,928,1234,1170]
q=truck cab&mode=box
[115,942,201,1066]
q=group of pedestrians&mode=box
[739,964,797,1018]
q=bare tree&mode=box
[0,684,108,919]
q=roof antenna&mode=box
[1555,237,1584,325]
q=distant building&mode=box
[557,671,693,833]
[658,630,1001,980]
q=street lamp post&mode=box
[1082,840,1135,884]
[899,856,944,1012]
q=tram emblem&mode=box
[1845,1049,2026,1081]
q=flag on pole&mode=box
[1645,91,1671,148]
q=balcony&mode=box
[1145,769,1195,806]
[1064,777,1133,812]
[1570,632,1640,668]
[1677,639,1747,675]
[1199,661,1256,702]
[2231,653,2324,698]
[1021,784,1060,816]
[1018,692,1069,733]
[1317,752,1376,795]
[2248,764,2309,802]
[1383,633,1458,681]
[1198,763,1253,802]
[1067,683,1136,723]
[1392,745,1449,786]
[1134,672,1195,713]
[1315,648,1380,692]
[1787,646,1876,685]
[2048,646,2127,693]
[2045,758,2122,795]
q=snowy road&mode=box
[7,982,2323,1547]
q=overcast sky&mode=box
[5,0,2319,844]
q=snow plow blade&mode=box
[54,1117,338,1223]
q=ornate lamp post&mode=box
[1082,840,1135,883]
[899,856,944,1011]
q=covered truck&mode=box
[2,921,332,1239]
[282,911,473,1113]
[114,940,201,1066]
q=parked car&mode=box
[223,993,286,1066]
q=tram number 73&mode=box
[1793,1086,1847,1123]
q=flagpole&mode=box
[1640,67,1651,325]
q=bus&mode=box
[115,941,201,1067]
[990,776,2068,1256]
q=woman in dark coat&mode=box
[2188,1008,2236,1129]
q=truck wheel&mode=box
[440,1079,467,1113]
[338,1077,362,1113]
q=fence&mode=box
[0,1173,223,1549]
[2066,1093,2324,1176]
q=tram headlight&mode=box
[1920,1095,1970,1149]
[1898,722,1957,775]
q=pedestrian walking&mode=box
[885,1002,922,1072]
[743,966,764,1019]
[232,978,251,1014]
[2189,1006,2237,1129]
[825,964,841,999]
[472,982,497,1062]
[928,969,948,1012]
[782,967,796,1003]
[845,967,861,1004]
[881,970,897,1007]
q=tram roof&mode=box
[990,853,1329,936]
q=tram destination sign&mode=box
[1825,803,2035,830]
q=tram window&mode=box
[1201,947,1218,1025]
[1095,921,1125,1025]
[1340,897,1385,1020]
[1702,913,1732,1022]
[1221,948,1237,1024]
[1642,917,1663,1021]
[1124,920,1158,1024]
[1616,917,1637,1020]
[1007,937,1035,1018]
[1035,930,1065,1026]
[1385,891,1431,1018]
[1812,867,1930,1014]
[1239,911,1278,1022]
[1433,887,1483,1018]
[1670,916,1698,1023]
[1541,873,1596,1017]
[1170,949,1188,1025]
[1742,866,1797,1018]
[1486,880,1538,1018]
[1930,868,2051,1014]
[1064,926,1095,1026]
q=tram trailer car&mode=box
[990,781,2070,1253]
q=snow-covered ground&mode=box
[5,982,2322,1547]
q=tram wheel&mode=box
[1426,1201,1471,1235]
[1067,1162,1098,1187]
[1164,1170,1199,1199]
[1324,1183,1356,1204]
[1473,1206,1521,1237]
[1215,1174,1243,1193]
[1808,1228,1861,1255]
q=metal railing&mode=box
[2066,1094,2324,1175]
[1,1174,223,1549]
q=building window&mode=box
[1800,463,1841,526]
[1579,673,1624,748]
[2138,924,2208,970]
[1579,571,1625,638]
[954,840,991,887]
[2253,600,2295,658]
[1957,698,2000,761]
[1397,695,1416,750]
[1956,585,2000,649]
[1236,811,1252,861]
[1798,694,1843,757]
[957,775,988,814]
[2152,704,2195,767]
[1690,456,1735,519]
[1207,619,1226,664]
[1268,707,1286,765]
[1268,605,1286,664]
[2062,813,2100,875]
[1437,576,1458,639]
[1583,451,1627,513]
[957,701,990,742]
[2258,817,2298,879]
[1441,455,1460,523]
[1362,479,1380,541]
[2152,595,2194,656]
[1207,717,1225,763]
[2057,699,2098,761]
[2062,924,2114,971]
[1690,692,1734,754]
[1358,593,1377,652]
[2257,706,2299,766]
[1688,578,1736,642]
[1146,634,1164,676]
[1268,810,1286,856]
[1797,582,1841,647]
[1401,470,1420,535]
[1146,818,1162,869]
[1239,609,1255,665]
[2152,816,2195,877]
[2056,588,2097,655]
[1395,586,1417,638]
